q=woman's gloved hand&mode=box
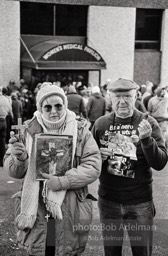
[8,131,28,161]
[42,173,62,191]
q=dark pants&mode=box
[98,196,155,256]
[29,247,77,256]
[0,119,7,165]
[6,114,12,144]
[29,246,55,256]
[29,218,55,256]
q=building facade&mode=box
[1,0,168,88]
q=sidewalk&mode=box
[0,164,168,256]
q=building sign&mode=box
[42,43,102,61]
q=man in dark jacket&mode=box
[11,92,23,125]
[87,85,106,130]
[66,85,87,119]
[92,78,168,256]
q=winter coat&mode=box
[0,94,13,119]
[4,117,101,256]
[135,99,146,113]
[148,95,168,122]
[67,86,87,118]
[11,98,23,124]
[87,93,106,122]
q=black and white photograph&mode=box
[0,1,168,256]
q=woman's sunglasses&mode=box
[42,104,63,112]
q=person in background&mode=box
[87,82,94,95]
[141,81,153,106]
[92,78,167,256]
[20,79,28,92]
[2,87,13,143]
[33,83,42,97]
[81,86,90,109]
[66,84,87,120]
[87,85,106,130]
[100,79,112,114]
[165,85,168,97]
[2,87,12,105]
[139,84,147,97]
[147,86,168,121]
[143,84,158,111]
[20,89,34,122]
[11,92,23,125]
[75,82,85,96]
[6,79,18,95]
[4,82,101,256]
[60,80,70,95]
[0,86,13,166]
[148,85,168,149]
[135,90,146,113]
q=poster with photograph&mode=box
[107,132,137,178]
[35,134,73,180]
[108,132,137,160]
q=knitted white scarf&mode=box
[16,109,77,230]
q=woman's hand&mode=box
[8,131,28,161]
[42,173,62,191]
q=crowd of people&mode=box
[139,81,168,148]
[1,77,168,256]
[1,77,168,163]
[0,79,37,166]
[1,77,168,164]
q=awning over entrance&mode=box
[21,35,106,70]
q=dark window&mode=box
[31,70,88,87]
[21,3,87,37]
[135,9,162,50]
[21,3,53,35]
[56,5,87,36]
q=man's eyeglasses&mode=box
[42,104,63,112]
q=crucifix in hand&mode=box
[11,118,28,141]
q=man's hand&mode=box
[42,173,62,191]
[8,132,28,161]
[100,147,113,161]
[138,119,152,140]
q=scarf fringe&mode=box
[47,201,63,219]
[15,213,36,230]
